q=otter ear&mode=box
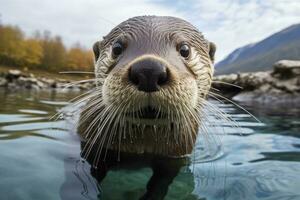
[209,42,216,63]
[93,41,102,61]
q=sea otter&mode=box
[77,16,216,200]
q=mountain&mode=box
[215,23,300,75]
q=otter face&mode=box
[79,16,216,160]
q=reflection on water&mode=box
[0,88,299,200]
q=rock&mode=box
[7,82,19,89]
[16,77,36,89]
[271,80,300,93]
[212,74,240,96]
[8,69,22,77]
[236,71,271,90]
[79,82,95,90]
[213,59,300,104]
[233,90,300,104]
[213,73,238,83]
[36,80,45,88]
[40,77,57,88]
[272,60,300,79]
[30,84,41,91]
[6,69,22,81]
[55,82,65,89]
[0,70,92,91]
[0,77,7,87]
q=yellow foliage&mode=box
[67,46,94,71]
[21,39,43,67]
[0,25,25,64]
[0,24,94,72]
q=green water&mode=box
[0,89,299,200]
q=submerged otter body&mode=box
[77,16,216,199]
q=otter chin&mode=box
[77,15,216,199]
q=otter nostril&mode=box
[157,70,168,85]
[129,67,139,86]
[128,58,169,93]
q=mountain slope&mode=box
[215,23,300,74]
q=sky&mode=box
[1,0,300,62]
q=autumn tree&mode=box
[21,39,43,67]
[67,43,94,71]
[0,23,93,72]
[0,25,25,66]
[40,32,67,71]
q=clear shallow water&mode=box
[0,89,299,200]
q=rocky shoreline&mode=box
[0,70,94,91]
[1,60,299,104]
[212,60,300,104]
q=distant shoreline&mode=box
[0,68,95,91]
[1,60,300,104]
[212,60,300,104]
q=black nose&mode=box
[129,59,168,92]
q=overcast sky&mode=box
[1,0,300,62]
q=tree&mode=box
[0,23,93,72]
[40,33,67,71]
[0,25,25,66]
[21,39,43,67]
[67,43,94,71]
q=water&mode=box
[0,89,299,200]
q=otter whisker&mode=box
[177,105,193,154]
[93,103,125,166]
[69,89,99,103]
[99,101,128,160]
[62,79,96,91]
[81,104,116,161]
[199,111,222,149]
[202,100,239,129]
[76,91,103,120]
[196,87,242,130]
[212,80,243,89]
[193,91,226,150]
[49,88,101,121]
[75,101,103,130]
[183,103,206,150]
[90,98,126,160]
[78,97,104,129]
[208,91,260,123]
[104,106,123,160]
[80,106,104,143]
[210,87,220,92]
[50,89,99,120]
[59,71,95,74]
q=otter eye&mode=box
[112,42,124,57]
[179,43,190,58]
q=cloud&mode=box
[1,0,300,62]
[177,0,300,61]
[0,0,182,49]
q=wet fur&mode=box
[76,16,216,199]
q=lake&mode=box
[0,89,299,200]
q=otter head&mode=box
[79,16,216,161]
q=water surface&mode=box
[0,89,299,200]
